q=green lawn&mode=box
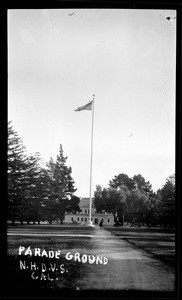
[104,226,175,269]
[7,235,98,292]
[6,225,176,294]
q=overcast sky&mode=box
[8,9,176,197]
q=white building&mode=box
[64,197,114,225]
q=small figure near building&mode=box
[99,218,104,228]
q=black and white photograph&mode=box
[7,5,179,297]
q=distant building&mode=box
[64,197,114,225]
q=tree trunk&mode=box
[60,213,65,225]
[20,220,23,225]
[12,219,15,226]
[122,214,125,226]
[38,220,40,225]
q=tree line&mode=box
[94,173,175,229]
[8,122,175,228]
[8,122,81,225]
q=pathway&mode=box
[74,226,175,291]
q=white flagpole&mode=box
[87,94,95,226]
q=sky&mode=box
[8,9,176,197]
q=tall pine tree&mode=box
[159,174,175,228]
[8,122,48,224]
[8,122,28,224]
[46,144,80,224]
[22,153,46,224]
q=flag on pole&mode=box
[74,95,95,227]
[74,101,93,112]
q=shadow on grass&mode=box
[105,227,175,234]
[7,224,97,231]
[122,237,175,269]
[7,235,97,253]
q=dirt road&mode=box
[74,226,175,291]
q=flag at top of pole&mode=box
[74,95,95,227]
[74,100,93,111]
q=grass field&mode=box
[104,226,175,269]
[6,225,176,295]
[7,234,98,292]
